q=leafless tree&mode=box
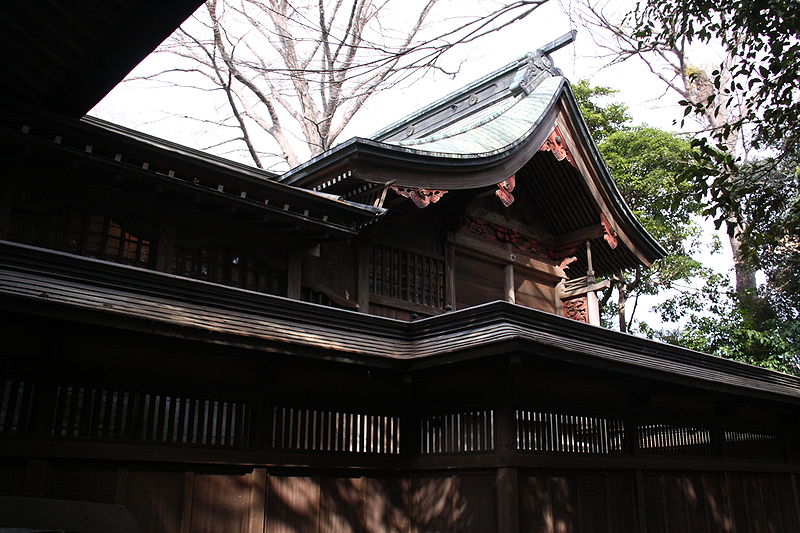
[567,0,756,298]
[133,0,547,170]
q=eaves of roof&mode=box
[1,103,384,234]
[2,241,797,406]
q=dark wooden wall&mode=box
[3,459,799,533]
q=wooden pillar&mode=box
[495,372,518,533]
[357,242,371,313]
[504,243,515,304]
[287,249,302,300]
[504,264,515,304]
[399,376,419,457]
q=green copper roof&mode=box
[388,76,564,157]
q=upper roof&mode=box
[280,46,667,273]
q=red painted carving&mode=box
[540,126,576,167]
[562,296,589,323]
[495,175,516,207]
[459,215,577,265]
[559,256,578,270]
[600,212,618,249]
[391,186,447,208]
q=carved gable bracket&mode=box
[495,175,516,207]
[600,213,618,249]
[540,126,576,167]
[391,186,447,208]
[562,296,589,323]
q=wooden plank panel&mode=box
[411,476,454,533]
[266,475,321,533]
[46,462,117,504]
[454,253,503,310]
[577,473,606,533]
[319,476,366,533]
[698,475,733,533]
[550,475,577,533]
[642,474,667,533]
[0,459,26,496]
[664,475,690,533]
[125,470,185,533]
[189,472,251,533]
[514,276,555,314]
[605,473,636,533]
[464,473,497,533]
[760,474,798,533]
[519,474,550,533]
[365,477,408,533]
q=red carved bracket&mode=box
[562,296,589,323]
[495,175,516,207]
[559,256,578,270]
[600,212,618,249]
[391,186,447,208]
[540,126,576,167]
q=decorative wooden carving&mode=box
[495,175,516,207]
[460,215,577,266]
[559,256,578,270]
[540,126,576,167]
[562,296,589,323]
[600,212,618,249]
[391,186,447,208]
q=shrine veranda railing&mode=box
[0,378,792,464]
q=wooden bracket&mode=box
[540,125,576,167]
[495,175,516,207]
[600,212,618,249]
[391,186,447,208]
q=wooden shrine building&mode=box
[1,2,799,532]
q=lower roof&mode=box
[2,240,799,406]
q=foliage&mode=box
[641,275,800,375]
[570,80,630,143]
[573,80,708,331]
[632,0,800,162]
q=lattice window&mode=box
[50,385,252,448]
[637,424,713,457]
[9,208,155,268]
[724,430,784,461]
[370,243,445,309]
[271,406,400,454]
[173,244,286,296]
[516,410,625,454]
[0,379,35,435]
[420,410,494,454]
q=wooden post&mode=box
[357,242,371,313]
[504,243,515,304]
[287,249,302,300]
[247,468,267,533]
[495,371,518,533]
[504,264,515,304]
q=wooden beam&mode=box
[554,223,604,245]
